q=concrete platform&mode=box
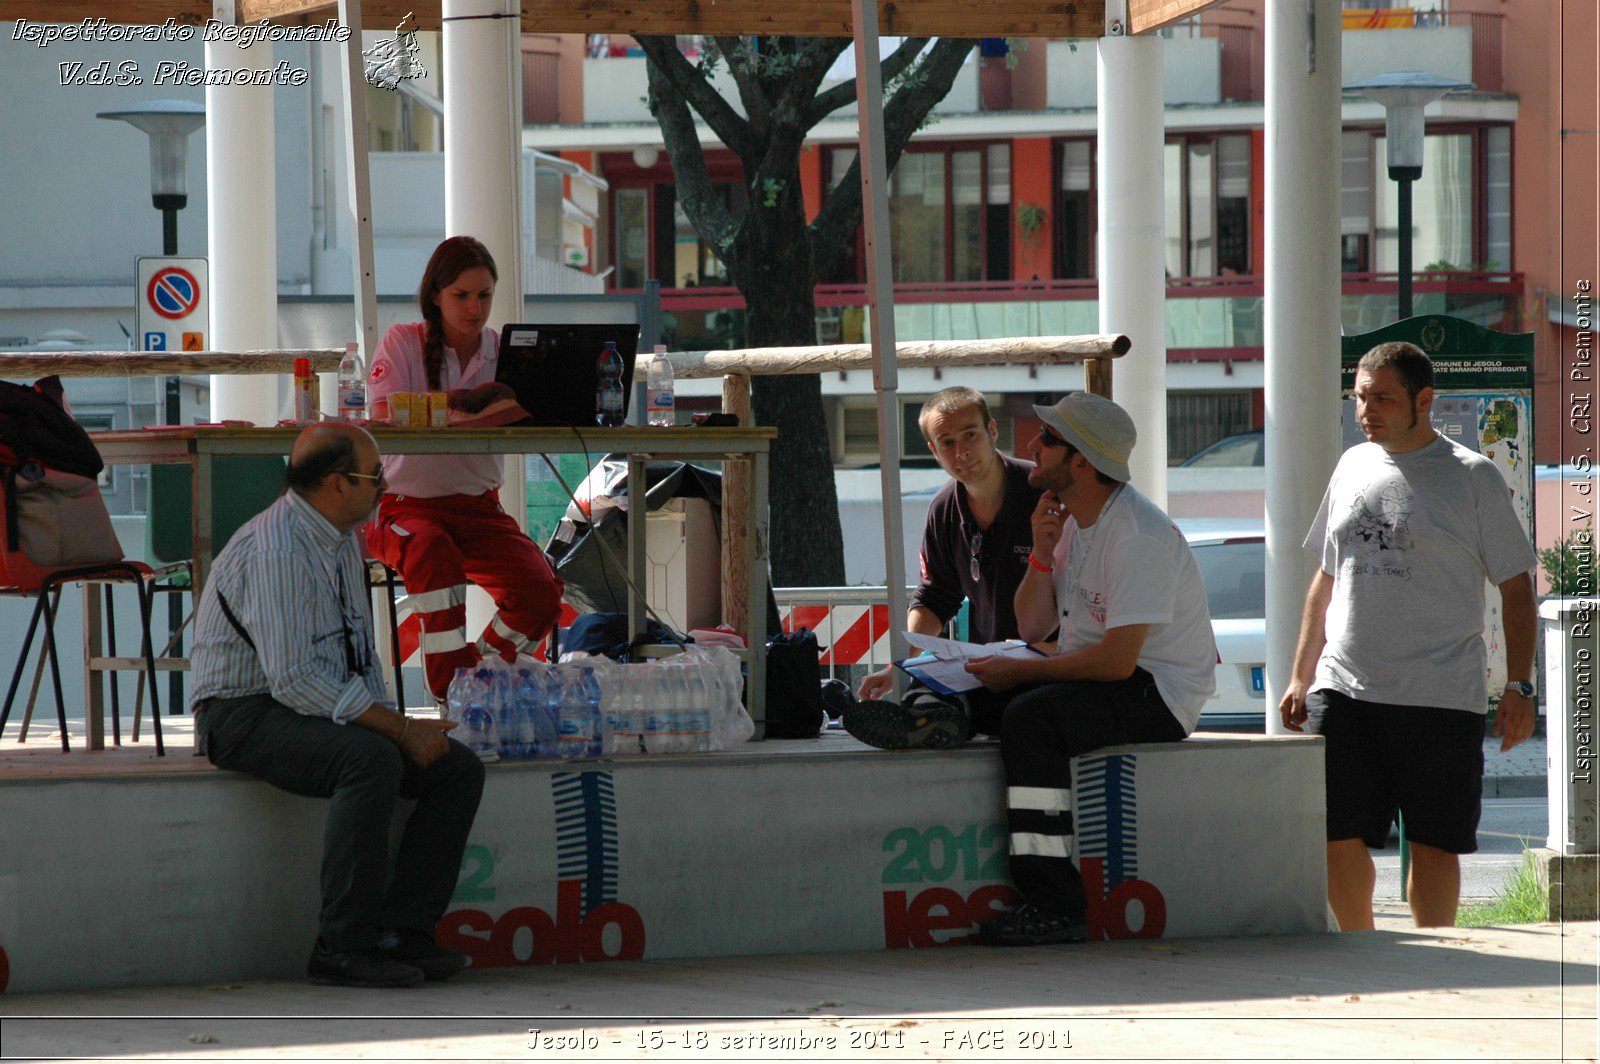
[0,914,1594,1061]
[0,716,1327,995]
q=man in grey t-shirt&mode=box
[1280,342,1537,932]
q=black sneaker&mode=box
[978,903,1090,947]
[842,696,970,750]
[378,928,469,982]
[306,941,425,988]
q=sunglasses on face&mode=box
[1039,427,1070,448]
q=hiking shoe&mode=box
[306,941,424,988]
[842,696,970,750]
[978,903,1089,947]
[378,928,469,982]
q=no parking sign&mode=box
[136,257,209,353]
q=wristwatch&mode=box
[1504,680,1535,699]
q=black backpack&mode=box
[0,376,103,477]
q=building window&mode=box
[610,179,745,289]
[1373,132,1473,272]
[615,187,649,289]
[1484,126,1512,270]
[832,396,1015,467]
[1340,130,1373,272]
[825,144,1013,284]
[1055,139,1095,279]
[366,86,440,152]
[1167,391,1254,465]
[1165,134,1253,278]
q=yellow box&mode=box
[389,392,418,428]
[427,391,449,428]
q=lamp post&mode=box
[1344,72,1472,321]
[96,100,207,258]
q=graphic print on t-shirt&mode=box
[1342,482,1414,554]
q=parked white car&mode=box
[1180,519,1267,731]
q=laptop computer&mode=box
[496,323,641,426]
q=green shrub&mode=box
[1456,847,1548,927]
[1538,525,1594,596]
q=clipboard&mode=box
[893,642,1046,696]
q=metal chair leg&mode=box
[0,589,50,741]
[137,579,164,757]
[18,587,61,742]
[39,580,70,752]
[385,566,406,711]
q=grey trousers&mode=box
[198,694,485,952]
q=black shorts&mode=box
[1304,689,1485,854]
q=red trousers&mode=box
[367,491,563,699]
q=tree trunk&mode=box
[733,192,846,588]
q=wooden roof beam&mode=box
[1126,0,1230,36]
[25,1,1107,35]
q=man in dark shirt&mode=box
[846,387,1041,745]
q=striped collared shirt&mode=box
[189,489,391,723]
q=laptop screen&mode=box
[495,323,641,426]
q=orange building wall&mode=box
[560,150,597,269]
[800,145,823,224]
[1012,137,1054,280]
[1498,0,1600,467]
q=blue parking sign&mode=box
[144,332,167,351]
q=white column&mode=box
[1263,0,1343,733]
[443,0,525,644]
[443,0,524,308]
[205,32,279,424]
[851,0,909,670]
[1097,34,1167,505]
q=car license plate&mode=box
[1251,666,1265,693]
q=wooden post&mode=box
[1085,356,1114,398]
[721,373,753,636]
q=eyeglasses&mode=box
[1039,427,1070,448]
[969,531,983,583]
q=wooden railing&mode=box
[1,334,1128,636]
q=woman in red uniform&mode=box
[366,235,563,699]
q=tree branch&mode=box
[635,35,752,159]
[810,38,978,270]
[805,36,930,126]
[645,59,738,256]
[713,35,772,140]
[775,36,851,125]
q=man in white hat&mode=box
[852,392,1218,947]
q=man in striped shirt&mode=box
[191,422,484,989]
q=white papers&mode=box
[896,634,1041,694]
[903,632,1035,661]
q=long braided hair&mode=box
[417,236,498,390]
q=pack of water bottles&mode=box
[443,647,753,761]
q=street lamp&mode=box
[96,99,206,257]
[1344,72,1472,321]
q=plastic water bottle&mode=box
[444,667,472,723]
[556,666,599,758]
[682,663,712,753]
[538,664,564,759]
[646,345,675,427]
[512,666,543,759]
[337,342,366,421]
[596,341,625,427]
[578,666,604,756]
[461,669,499,762]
